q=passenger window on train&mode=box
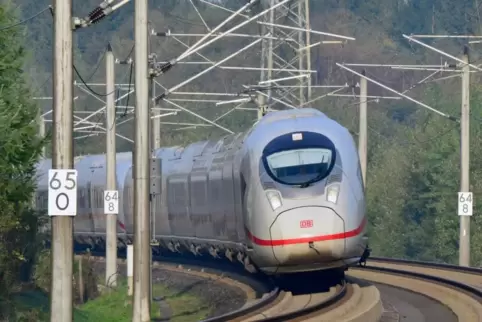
[264,148,334,185]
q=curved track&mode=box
[349,257,482,322]
[230,277,382,322]
[77,250,482,321]
[78,250,383,322]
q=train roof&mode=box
[244,108,352,154]
[260,107,325,122]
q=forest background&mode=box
[1,0,482,317]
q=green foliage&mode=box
[34,250,100,304]
[4,0,481,295]
[0,3,45,319]
[13,278,210,322]
[77,279,210,322]
[365,82,482,266]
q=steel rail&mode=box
[369,256,482,274]
[200,288,282,322]
[254,280,348,322]
[362,264,482,299]
[351,256,482,322]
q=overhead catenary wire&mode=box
[0,6,51,31]
[117,44,135,119]
[120,63,134,118]
[94,45,135,134]
[85,47,108,82]
[30,1,482,147]
[74,64,117,97]
[73,45,135,145]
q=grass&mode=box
[13,279,211,322]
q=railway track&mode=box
[78,250,383,322]
[140,257,382,322]
[221,277,382,322]
[77,250,482,321]
[349,257,482,322]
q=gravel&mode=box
[375,283,457,322]
[152,269,248,319]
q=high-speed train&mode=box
[34,108,370,276]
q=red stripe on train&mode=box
[117,220,126,231]
[245,216,367,246]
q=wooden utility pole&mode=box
[133,0,151,319]
[50,0,75,320]
[105,44,118,287]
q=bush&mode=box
[33,249,100,304]
[0,2,46,318]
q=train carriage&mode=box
[34,108,369,276]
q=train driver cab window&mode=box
[262,131,336,187]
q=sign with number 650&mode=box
[48,169,78,217]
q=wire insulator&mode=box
[159,62,173,74]
[155,93,166,103]
[88,7,102,20]
[91,12,106,24]
[448,115,460,123]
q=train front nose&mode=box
[269,206,345,266]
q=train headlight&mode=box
[326,184,340,204]
[266,190,282,211]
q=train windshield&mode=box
[262,131,336,186]
[265,149,333,185]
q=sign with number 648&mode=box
[104,190,119,214]
[458,192,473,216]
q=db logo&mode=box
[300,220,313,228]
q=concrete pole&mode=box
[149,76,154,305]
[459,46,471,267]
[127,244,133,296]
[304,0,312,101]
[359,70,368,188]
[133,0,151,319]
[50,0,74,319]
[105,44,117,288]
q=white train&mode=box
[34,108,369,276]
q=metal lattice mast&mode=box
[259,0,312,112]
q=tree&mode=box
[0,3,45,319]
